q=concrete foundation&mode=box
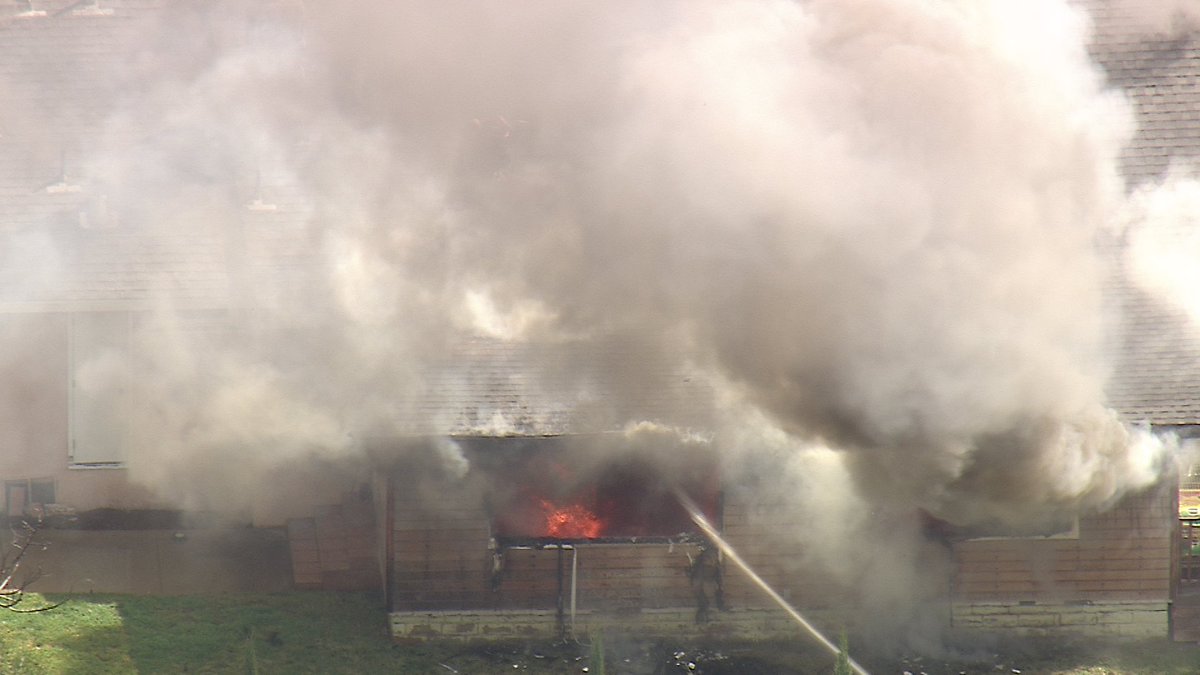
[951,601,1168,638]
[389,607,844,642]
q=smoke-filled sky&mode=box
[12,0,1194,529]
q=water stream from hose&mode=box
[674,489,871,675]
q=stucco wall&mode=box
[0,313,70,480]
[0,313,170,513]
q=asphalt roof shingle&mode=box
[1082,1,1200,425]
[1084,0,1200,184]
[396,336,716,437]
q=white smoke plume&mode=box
[19,0,1178,529]
[1123,166,1200,327]
[1102,0,1200,35]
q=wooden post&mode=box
[384,471,396,613]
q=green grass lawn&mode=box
[0,592,444,674]
[0,593,1198,674]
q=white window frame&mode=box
[67,311,132,468]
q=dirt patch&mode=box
[432,640,832,674]
[420,636,1200,674]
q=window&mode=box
[4,478,55,518]
[68,312,132,466]
[922,509,1080,541]
[475,437,721,544]
[1181,461,1200,519]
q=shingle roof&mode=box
[392,5,1200,432]
[0,0,226,309]
[0,2,716,437]
[1105,267,1200,425]
[0,1,317,311]
[2,1,1199,429]
[1084,0,1200,184]
[1081,1,1200,425]
[0,221,231,311]
[396,336,716,437]
[0,1,148,230]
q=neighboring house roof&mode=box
[0,0,221,310]
[0,221,233,311]
[0,2,715,438]
[1083,1,1200,427]
[0,0,313,312]
[0,1,152,231]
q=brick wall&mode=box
[719,491,854,614]
[287,490,379,591]
[388,465,747,637]
[390,470,710,613]
[950,479,1174,636]
[391,471,492,610]
[387,467,855,641]
[568,543,708,610]
[491,543,709,611]
[388,469,1175,641]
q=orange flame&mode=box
[539,499,604,538]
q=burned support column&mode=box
[384,473,395,611]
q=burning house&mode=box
[940,0,1200,642]
[370,337,847,641]
[3,0,1200,649]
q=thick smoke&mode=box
[1123,166,1200,327]
[1104,0,1200,35]
[295,0,1156,529]
[32,1,1175,535]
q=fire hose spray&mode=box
[673,488,871,675]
